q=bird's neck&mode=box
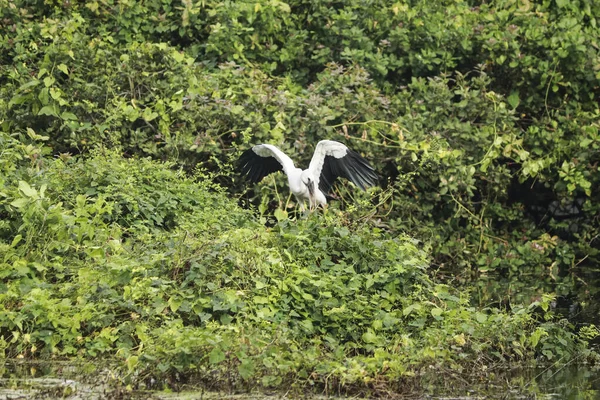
[287,168,304,193]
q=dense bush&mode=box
[2,1,598,299]
[3,1,598,108]
[0,0,599,393]
[0,137,594,393]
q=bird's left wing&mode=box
[308,140,378,194]
[238,144,296,183]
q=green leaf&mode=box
[336,227,349,237]
[38,105,59,117]
[11,234,23,248]
[255,280,267,289]
[142,108,159,121]
[10,198,29,208]
[38,87,50,105]
[238,357,255,380]
[18,181,37,198]
[13,259,30,276]
[362,329,378,343]
[507,91,520,109]
[27,127,49,141]
[43,76,55,87]
[61,111,78,120]
[252,296,269,304]
[9,94,31,108]
[372,319,383,330]
[88,247,104,258]
[230,105,244,115]
[302,292,314,301]
[171,50,185,63]
[403,303,421,316]
[529,327,547,348]
[49,88,62,100]
[475,312,487,323]
[168,296,183,312]
[430,307,444,318]
[209,347,225,364]
[18,80,40,90]
[57,63,69,75]
[26,127,38,139]
[274,208,288,221]
[126,356,139,372]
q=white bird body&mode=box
[239,140,377,210]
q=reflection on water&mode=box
[422,365,600,399]
[524,366,600,399]
[1,361,599,399]
[473,262,600,339]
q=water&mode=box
[422,365,599,399]
[1,361,598,399]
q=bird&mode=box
[238,140,378,210]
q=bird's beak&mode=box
[306,178,314,196]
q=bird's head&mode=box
[300,171,315,196]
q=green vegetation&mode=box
[1,0,599,395]
[1,142,594,394]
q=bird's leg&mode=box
[298,201,306,213]
[306,179,317,213]
[300,203,312,218]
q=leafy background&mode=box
[0,0,599,395]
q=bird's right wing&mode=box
[238,144,296,182]
[309,140,378,194]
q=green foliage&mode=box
[4,0,598,108]
[1,0,599,394]
[0,139,594,392]
[2,8,598,295]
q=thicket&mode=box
[0,137,594,394]
[1,0,599,394]
[2,0,599,289]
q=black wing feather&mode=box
[238,148,283,183]
[319,149,378,194]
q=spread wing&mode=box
[308,140,378,194]
[238,144,296,182]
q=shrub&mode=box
[0,137,595,393]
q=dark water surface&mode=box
[1,360,598,399]
[422,365,599,399]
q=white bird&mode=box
[238,140,378,210]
